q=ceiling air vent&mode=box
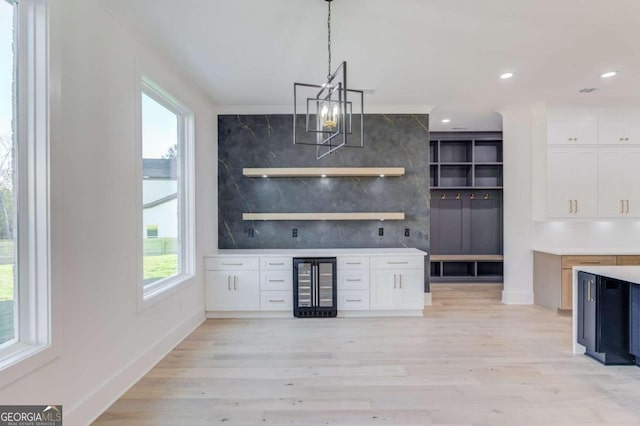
[579,88,597,93]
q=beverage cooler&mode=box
[293,257,337,318]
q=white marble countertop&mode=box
[533,248,640,256]
[207,248,427,257]
[572,265,640,284]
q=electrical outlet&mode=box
[378,227,384,236]
[404,228,410,237]
[247,228,254,238]
[292,228,298,238]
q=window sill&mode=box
[0,342,61,389]
[138,274,196,313]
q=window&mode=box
[140,79,193,303]
[0,0,51,372]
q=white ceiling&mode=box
[101,0,640,129]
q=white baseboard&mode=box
[501,290,534,304]
[66,309,205,426]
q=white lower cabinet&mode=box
[370,270,424,310]
[205,270,260,311]
[206,252,425,316]
[370,257,424,311]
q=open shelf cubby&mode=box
[429,132,503,284]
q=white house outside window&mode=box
[140,79,194,303]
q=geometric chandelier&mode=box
[293,0,364,159]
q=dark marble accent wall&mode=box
[218,113,430,262]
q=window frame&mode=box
[137,77,195,310]
[0,0,56,384]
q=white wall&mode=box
[500,105,534,304]
[0,0,217,424]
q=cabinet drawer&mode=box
[338,256,370,270]
[261,257,292,270]
[617,256,640,266]
[205,257,259,271]
[337,290,370,311]
[371,256,423,270]
[260,271,292,291]
[260,291,292,311]
[338,270,369,291]
[561,256,616,269]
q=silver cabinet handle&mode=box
[621,200,625,214]
[268,279,285,283]
[268,262,285,266]
[233,275,238,290]
[393,274,397,289]
[345,278,362,282]
[223,262,243,266]
[227,275,231,290]
[574,200,578,214]
[269,299,285,303]
[346,299,362,302]
[569,200,573,213]
[399,273,403,289]
[587,280,591,302]
[388,261,409,265]
[626,199,630,213]
[345,262,362,265]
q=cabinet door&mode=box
[469,193,502,254]
[205,270,259,311]
[396,270,424,310]
[547,115,597,145]
[621,148,640,217]
[598,111,640,145]
[597,149,626,217]
[577,273,596,352]
[547,148,597,218]
[370,270,397,310]
[430,191,465,254]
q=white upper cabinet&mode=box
[546,148,598,218]
[598,148,640,218]
[598,110,640,145]
[547,111,597,145]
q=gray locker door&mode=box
[431,191,465,254]
[469,193,502,254]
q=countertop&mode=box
[207,248,428,257]
[572,265,640,284]
[533,248,640,256]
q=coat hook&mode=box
[470,193,475,200]
[441,194,446,200]
[484,193,490,200]
[455,193,461,200]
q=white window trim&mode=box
[137,77,195,311]
[0,0,59,387]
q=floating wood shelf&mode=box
[243,212,405,221]
[243,167,405,178]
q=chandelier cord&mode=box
[327,0,332,80]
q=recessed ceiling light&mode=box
[500,72,514,79]
[601,71,617,79]
[441,119,451,124]
[262,174,268,178]
[321,174,327,178]
[379,174,385,178]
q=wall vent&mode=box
[579,88,597,93]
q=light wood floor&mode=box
[94,285,640,425]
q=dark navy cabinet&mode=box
[577,271,634,365]
[631,284,640,366]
